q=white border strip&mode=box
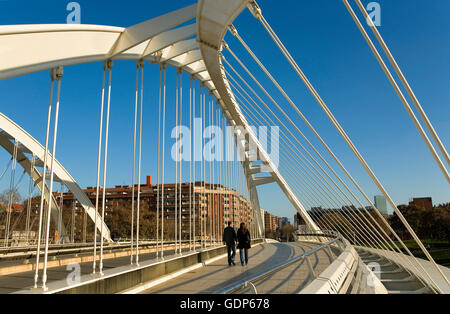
[121,253,228,294]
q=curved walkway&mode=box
[143,242,338,294]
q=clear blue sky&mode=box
[0,0,448,220]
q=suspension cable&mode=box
[136,60,144,265]
[175,67,179,254]
[189,76,193,251]
[192,76,196,251]
[57,183,64,244]
[178,69,183,254]
[237,93,381,248]
[156,65,163,258]
[25,156,36,243]
[161,64,167,259]
[224,38,432,272]
[234,83,388,250]
[4,140,18,248]
[33,72,54,288]
[0,159,12,182]
[233,73,436,284]
[352,0,450,169]
[42,66,63,290]
[244,10,448,289]
[208,93,213,247]
[343,1,449,182]
[201,85,205,248]
[99,60,113,276]
[130,62,139,264]
[223,53,430,283]
[93,64,107,274]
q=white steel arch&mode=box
[0,130,70,243]
[0,112,111,242]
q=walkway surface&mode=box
[0,245,191,294]
[142,242,339,294]
[0,241,340,294]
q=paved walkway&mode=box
[0,241,340,294]
[0,245,193,294]
[143,242,339,294]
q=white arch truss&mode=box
[0,112,111,242]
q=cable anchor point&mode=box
[50,66,64,81]
[103,60,113,71]
[228,25,238,37]
[137,60,145,69]
[247,0,262,20]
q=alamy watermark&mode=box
[66,2,81,24]
[367,262,381,287]
[65,2,380,26]
[171,120,280,172]
[366,2,381,27]
[66,262,81,286]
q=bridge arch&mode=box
[0,112,111,242]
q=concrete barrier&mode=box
[300,244,388,294]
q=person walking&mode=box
[237,223,251,266]
[223,222,237,266]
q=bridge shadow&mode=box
[199,243,293,294]
[149,243,292,294]
[247,242,334,294]
[253,242,321,293]
[251,242,306,293]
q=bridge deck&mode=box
[0,241,339,294]
[142,242,338,294]
[0,246,188,294]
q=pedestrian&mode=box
[237,222,251,266]
[223,222,237,266]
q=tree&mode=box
[0,189,22,206]
[431,204,450,244]
[388,203,450,243]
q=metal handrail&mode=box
[0,238,266,264]
[295,233,338,238]
[295,229,340,238]
[218,236,345,294]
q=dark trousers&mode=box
[240,248,249,265]
[227,244,236,265]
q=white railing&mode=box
[219,236,345,294]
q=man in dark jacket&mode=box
[223,222,237,266]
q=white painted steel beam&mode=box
[161,38,199,62]
[142,24,197,57]
[109,4,197,57]
[0,113,112,242]
[0,134,70,243]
